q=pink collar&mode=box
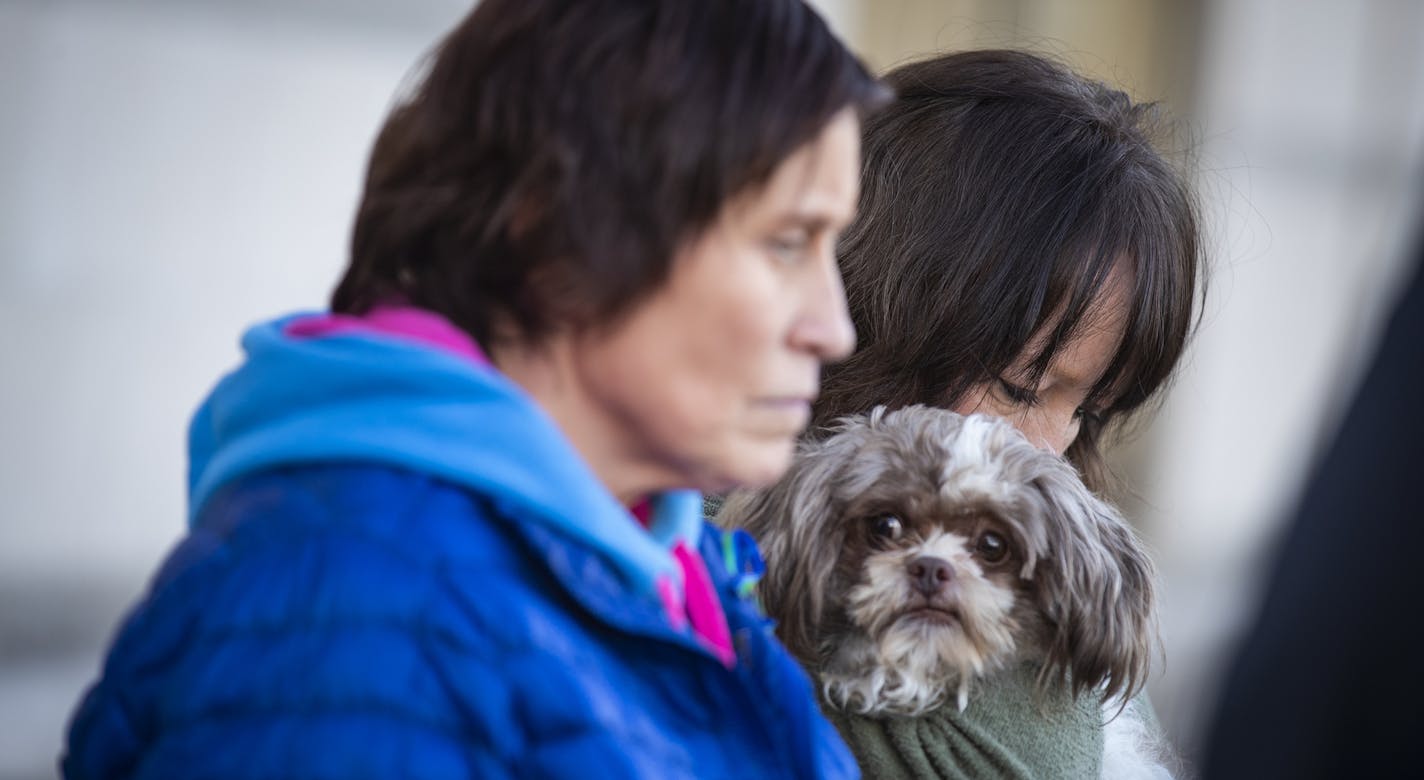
[283,306,491,366]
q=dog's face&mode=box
[719,405,1156,716]
[830,496,1043,715]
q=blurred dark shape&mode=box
[1201,228,1423,778]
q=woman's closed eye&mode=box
[995,378,1040,407]
[997,378,1100,422]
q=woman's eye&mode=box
[996,379,1040,407]
[974,531,1010,564]
[870,515,903,541]
[767,232,810,260]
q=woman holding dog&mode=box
[730,50,1203,778]
[61,0,888,776]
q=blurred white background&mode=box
[1,0,1420,777]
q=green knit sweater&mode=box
[821,663,1105,779]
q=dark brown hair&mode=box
[332,0,887,349]
[812,50,1203,491]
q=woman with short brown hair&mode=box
[63,1,887,776]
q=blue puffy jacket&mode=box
[63,314,857,779]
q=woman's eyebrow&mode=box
[771,212,840,232]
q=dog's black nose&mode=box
[907,555,954,595]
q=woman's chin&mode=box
[698,438,797,494]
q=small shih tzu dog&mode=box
[719,405,1173,776]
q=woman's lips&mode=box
[756,397,813,425]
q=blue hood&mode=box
[186,313,701,593]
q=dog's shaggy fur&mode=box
[720,406,1174,776]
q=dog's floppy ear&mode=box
[1029,460,1158,706]
[716,425,869,663]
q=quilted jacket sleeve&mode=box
[61,481,522,780]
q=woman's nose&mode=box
[790,255,856,361]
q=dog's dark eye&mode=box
[975,532,1010,564]
[870,515,903,541]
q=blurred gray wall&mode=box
[1139,0,1423,759]
[0,2,471,776]
[2,0,1421,777]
